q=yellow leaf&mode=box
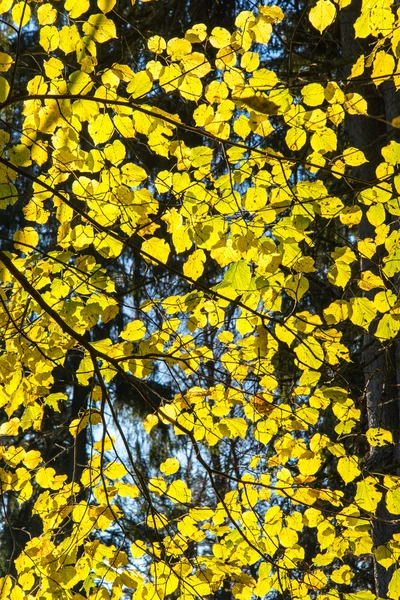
[388,568,400,599]
[309,0,336,33]
[209,27,231,48]
[37,3,57,25]
[21,402,43,431]
[185,23,207,43]
[349,297,377,329]
[355,477,382,512]
[160,457,180,475]
[18,571,35,591]
[259,5,285,23]
[374,290,397,313]
[116,482,139,498]
[166,37,192,60]
[243,186,267,211]
[23,450,42,469]
[131,540,146,558]
[0,418,21,436]
[317,196,344,218]
[114,114,135,138]
[366,203,386,227]
[159,63,182,92]
[36,467,55,489]
[190,506,214,521]
[59,25,81,54]
[88,113,114,144]
[372,51,395,84]
[68,71,93,95]
[298,451,321,475]
[12,2,31,27]
[286,127,307,151]
[65,0,89,18]
[120,319,146,341]
[249,68,279,91]
[339,206,362,226]
[295,337,324,370]
[0,0,12,13]
[311,127,337,153]
[342,147,367,166]
[387,488,400,515]
[317,521,335,550]
[331,565,354,585]
[178,73,203,102]
[98,0,115,12]
[39,25,60,52]
[358,238,376,259]
[337,456,361,483]
[127,71,153,99]
[142,237,170,265]
[143,414,158,434]
[375,544,396,569]
[0,53,13,71]
[345,92,368,115]
[148,35,167,53]
[219,417,248,439]
[36,467,66,490]
[0,76,9,103]
[146,513,169,529]
[44,57,64,79]
[348,55,365,80]
[13,227,39,252]
[279,527,298,548]
[358,271,384,291]
[167,479,192,503]
[254,419,278,445]
[82,14,117,43]
[104,461,128,480]
[375,314,400,340]
[183,249,206,281]
[9,144,31,167]
[249,15,273,45]
[240,51,260,72]
[284,273,309,301]
[221,260,252,294]
[121,162,147,186]
[366,427,393,447]
[233,115,251,139]
[301,83,325,107]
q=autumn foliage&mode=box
[1,0,400,598]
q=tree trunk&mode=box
[339,3,400,596]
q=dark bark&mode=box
[340,2,400,595]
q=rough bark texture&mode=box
[340,3,400,596]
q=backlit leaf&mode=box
[12,2,30,26]
[82,14,117,43]
[337,456,361,483]
[366,428,393,447]
[309,0,336,33]
[160,457,180,475]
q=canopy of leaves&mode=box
[1,0,400,599]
